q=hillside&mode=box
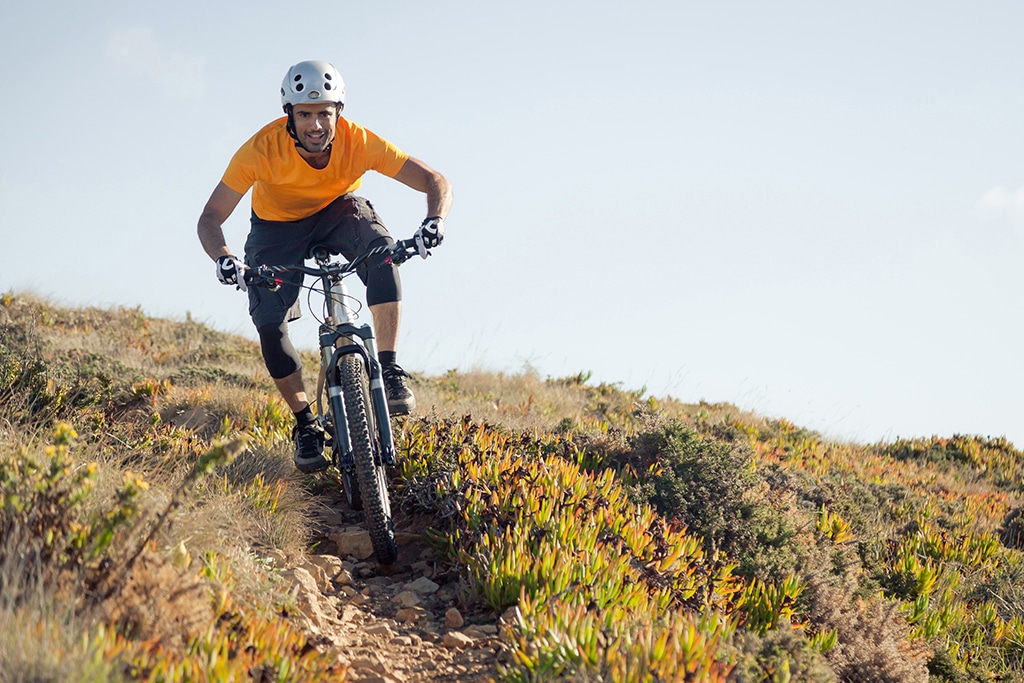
[2,293,1024,682]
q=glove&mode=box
[216,255,247,292]
[414,216,445,259]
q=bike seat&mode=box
[307,243,341,261]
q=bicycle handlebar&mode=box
[243,237,420,290]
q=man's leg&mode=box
[257,322,329,473]
[370,300,415,414]
[369,301,401,352]
[273,369,310,413]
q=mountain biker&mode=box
[197,59,452,474]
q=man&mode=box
[197,60,452,473]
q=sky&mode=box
[2,1,1022,446]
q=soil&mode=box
[280,489,508,682]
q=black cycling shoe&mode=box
[292,421,329,473]
[382,363,416,415]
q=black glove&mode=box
[414,216,445,259]
[216,255,247,292]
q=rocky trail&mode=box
[274,488,507,682]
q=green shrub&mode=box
[617,421,771,565]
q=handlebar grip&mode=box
[243,267,282,291]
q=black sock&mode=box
[378,351,397,368]
[294,405,316,426]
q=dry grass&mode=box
[4,292,1024,682]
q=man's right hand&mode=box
[216,255,247,292]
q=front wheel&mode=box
[339,354,397,565]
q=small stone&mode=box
[307,554,343,579]
[395,606,429,623]
[333,568,355,587]
[350,655,387,674]
[393,590,422,608]
[365,622,393,637]
[406,577,440,595]
[390,635,415,647]
[465,623,498,636]
[263,549,288,567]
[332,530,375,560]
[500,605,521,625]
[442,631,474,649]
[445,607,464,628]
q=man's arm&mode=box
[393,157,453,219]
[198,181,245,260]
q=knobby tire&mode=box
[340,355,397,565]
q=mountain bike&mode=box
[245,238,420,565]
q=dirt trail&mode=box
[278,489,506,682]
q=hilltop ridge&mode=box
[2,293,1023,682]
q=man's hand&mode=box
[414,217,445,259]
[216,255,248,292]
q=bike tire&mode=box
[324,408,363,511]
[339,354,398,565]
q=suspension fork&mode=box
[316,269,397,467]
[326,333,397,467]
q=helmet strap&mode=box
[284,104,299,143]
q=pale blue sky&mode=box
[3,1,1022,445]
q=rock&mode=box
[442,631,474,649]
[390,635,415,647]
[406,577,440,595]
[364,622,393,637]
[307,554,343,579]
[334,568,355,587]
[395,606,429,623]
[349,654,387,674]
[445,607,464,628]
[333,530,375,560]
[299,561,333,594]
[392,590,422,608]
[500,605,522,625]
[281,567,340,635]
[263,549,288,568]
[340,604,364,622]
[465,623,498,638]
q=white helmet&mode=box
[280,60,346,110]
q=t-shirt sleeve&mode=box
[360,127,409,178]
[221,142,260,195]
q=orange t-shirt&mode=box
[221,116,409,222]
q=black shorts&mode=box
[243,195,398,328]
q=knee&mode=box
[257,323,302,379]
[364,243,402,306]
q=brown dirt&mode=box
[279,490,507,682]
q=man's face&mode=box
[291,102,340,153]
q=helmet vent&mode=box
[295,83,304,92]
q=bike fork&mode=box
[362,334,397,466]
